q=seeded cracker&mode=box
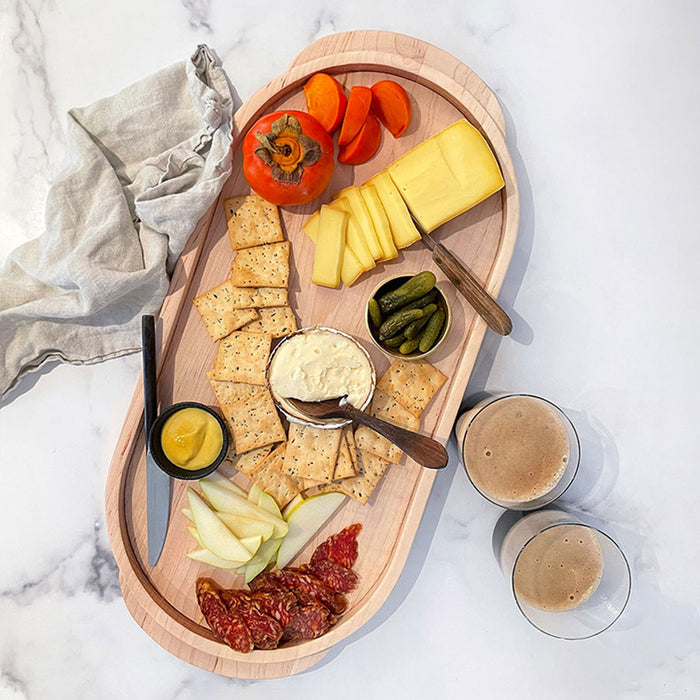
[222,445,272,476]
[230,242,290,288]
[284,423,342,482]
[240,306,298,338]
[333,433,356,480]
[227,286,289,309]
[376,358,447,417]
[212,332,272,385]
[354,389,420,463]
[193,280,259,341]
[317,450,390,505]
[220,388,286,453]
[249,443,302,508]
[225,194,284,250]
[206,370,264,405]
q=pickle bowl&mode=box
[147,401,229,480]
[366,273,452,360]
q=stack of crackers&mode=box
[193,194,447,509]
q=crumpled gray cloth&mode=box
[0,44,234,398]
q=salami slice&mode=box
[310,523,362,569]
[271,568,348,615]
[250,589,298,629]
[196,578,253,653]
[221,589,283,650]
[282,596,334,641]
[303,558,358,593]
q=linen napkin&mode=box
[0,45,234,398]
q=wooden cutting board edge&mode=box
[105,31,519,679]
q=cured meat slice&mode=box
[303,558,358,594]
[310,523,362,569]
[253,569,348,615]
[283,597,333,641]
[250,589,298,629]
[196,578,253,653]
[221,589,283,650]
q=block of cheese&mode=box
[386,119,505,233]
[329,198,376,271]
[365,171,421,249]
[312,205,348,288]
[360,183,398,261]
[334,186,383,260]
[302,210,369,287]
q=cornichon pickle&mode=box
[399,338,421,355]
[383,333,406,348]
[404,303,438,339]
[418,308,446,353]
[378,308,424,340]
[367,298,382,327]
[377,271,436,314]
[397,288,438,313]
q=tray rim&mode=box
[105,32,520,678]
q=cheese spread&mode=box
[268,328,373,409]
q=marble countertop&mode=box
[1,2,699,698]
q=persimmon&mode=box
[242,111,334,206]
[337,111,382,165]
[370,80,412,137]
[337,86,372,147]
[303,73,347,133]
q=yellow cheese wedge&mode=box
[365,171,421,249]
[329,198,376,271]
[386,119,505,233]
[360,183,398,261]
[302,209,370,287]
[311,205,347,288]
[334,186,383,260]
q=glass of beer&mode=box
[454,394,580,510]
[499,509,631,639]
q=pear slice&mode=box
[276,492,346,569]
[239,535,263,556]
[186,488,254,562]
[186,548,247,569]
[181,507,194,522]
[200,472,248,498]
[216,512,274,541]
[199,481,288,538]
[257,490,283,519]
[248,483,263,503]
[238,537,283,583]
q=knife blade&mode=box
[411,215,513,336]
[142,315,171,567]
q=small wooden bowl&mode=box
[366,274,452,360]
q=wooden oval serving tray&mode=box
[105,31,519,679]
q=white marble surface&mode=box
[1,2,699,698]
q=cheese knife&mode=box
[411,215,513,336]
[142,315,171,567]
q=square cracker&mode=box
[220,388,286,454]
[227,286,289,309]
[333,433,357,480]
[225,194,284,250]
[231,242,290,288]
[222,445,272,477]
[250,443,302,508]
[212,332,272,385]
[316,450,390,505]
[283,423,342,482]
[206,370,265,405]
[376,359,448,417]
[354,389,420,463]
[193,280,259,341]
[241,306,298,339]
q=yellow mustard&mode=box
[160,407,223,470]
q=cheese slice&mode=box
[334,186,383,260]
[311,205,347,288]
[302,209,369,287]
[329,198,376,271]
[386,119,505,233]
[365,171,421,249]
[360,183,398,261]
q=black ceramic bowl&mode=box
[147,401,228,480]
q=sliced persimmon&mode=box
[370,80,412,137]
[337,86,372,147]
[338,111,382,165]
[303,73,347,134]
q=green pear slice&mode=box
[276,492,346,569]
[181,507,194,522]
[199,481,288,538]
[200,472,248,498]
[187,488,254,562]
[239,537,283,583]
[186,548,247,569]
[247,483,263,503]
[239,534,263,556]
[216,512,275,541]
[257,490,283,519]
[282,494,304,520]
